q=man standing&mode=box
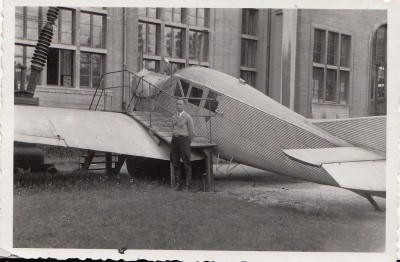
[170,99,195,192]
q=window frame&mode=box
[80,52,105,88]
[79,11,106,49]
[311,25,353,105]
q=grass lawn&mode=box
[13,171,385,251]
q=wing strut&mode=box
[365,193,383,212]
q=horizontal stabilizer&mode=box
[283,147,385,167]
[322,160,385,192]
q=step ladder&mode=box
[79,150,124,174]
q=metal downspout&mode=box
[122,7,127,110]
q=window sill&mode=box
[36,85,113,96]
[311,101,349,107]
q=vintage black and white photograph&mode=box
[0,0,398,261]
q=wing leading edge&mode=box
[15,105,202,161]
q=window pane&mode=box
[26,7,39,40]
[92,15,103,48]
[240,71,256,87]
[242,9,257,36]
[80,53,90,86]
[25,46,36,85]
[80,12,91,47]
[60,9,73,45]
[138,22,145,55]
[143,59,156,72]
[326,69,337,102]
[327,32,338,65]
[339,71,349,105]
[188,86,203,106]
[241,39,257,67]
[376,66,386,101]
[189,30,196,60]
[174,28,183,58]
[60,50,73,86]
[180,80,190,96]
[313,29,325,63]
[15,7,24,39]
[312,67,323,102]
[340,34,350,67]
[374,25,387,63]
[204,91,218,112]
[145,23,157,55]
[15,45,24,87]
[164,26,173,57]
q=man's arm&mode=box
[187,115,195,143]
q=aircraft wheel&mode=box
[126,156,144,178]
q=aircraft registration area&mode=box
[14,7,386,212]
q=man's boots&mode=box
[183,172,192,192]
[174,170,182,191]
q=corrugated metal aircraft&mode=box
[15,66,386,210]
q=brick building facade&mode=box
[14,7,387,118]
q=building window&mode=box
[240,71,256,87]
[80,52,104,88]
[138,22,158,56]
[165,8,181,23]
[15,6,40,40]
[312,67,323,102]
[242,9,258,36]
[142,59,160,72]
[14,44,36,88]
[340,35,351,67]
[139,8,158,19]
[189,30,209,62]
[188,8,205,27]
[313,29,325,63]
[327,32,338,65]
[164,62,184,75]
[312,28,351,104]
[164,26,183,58]
[241,39,257,68]
[46,48,73,87]
[240,9,258,88]
[370,25,387,116]
[50,8,73,45]
[80,12,104,48]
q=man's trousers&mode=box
[170,135,192,187]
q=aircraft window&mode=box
[188,86,203,106]
[174,83,182,97]
[204,90,219,112]
[180,80,190,97]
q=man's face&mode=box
[176,100,184,113]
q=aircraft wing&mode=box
[15,105,202,161]
[283,147,385,192]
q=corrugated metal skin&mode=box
[311,116,386,153]
[137,67,385,189]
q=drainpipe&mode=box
[122,7,127,110]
